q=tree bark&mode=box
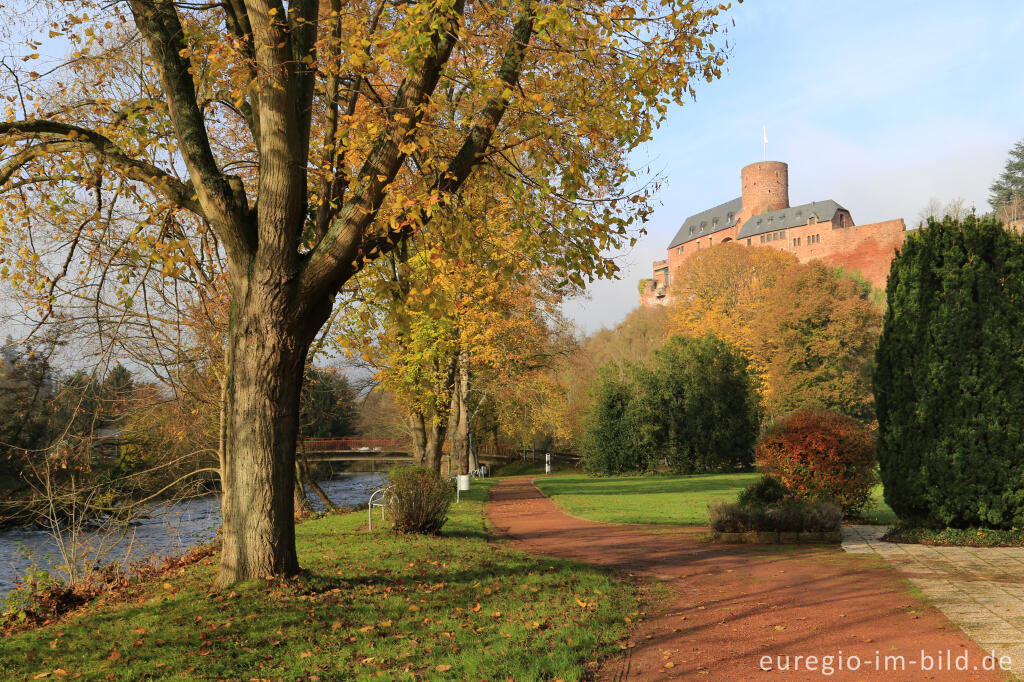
[215,272,326,588]
[425,415,446,473]
[294,462,313,518]
[409,412,428,466]
[449,350,471,475]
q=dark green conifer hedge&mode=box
[874,215,1024,528]
[581,334,759,474]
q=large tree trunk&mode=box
[425,414,446,473]
[215,274,326,588]
[409,412,428,466]
[449,350,471,475]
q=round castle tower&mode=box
[741,161,790,216]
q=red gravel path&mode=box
[486,478,1006,681]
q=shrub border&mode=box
[882,525,1024,547]
[711,530,842,544]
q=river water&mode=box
[0,473,385,598]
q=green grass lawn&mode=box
[534,474,898,527]
[534,473,759,525]
[860,484,897,525]
[491,459,579,477]
[1,480,636,681]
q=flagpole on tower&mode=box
[762,125,768,161]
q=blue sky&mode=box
[564,0,1024,333]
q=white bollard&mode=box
[456,474,471,503]
[545,452,551,474]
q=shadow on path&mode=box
[487,477,1006,681]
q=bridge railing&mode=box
[300,438,407,452]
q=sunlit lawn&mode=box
[533,473,759,525]
[533,474,897,526]
[1,480,636,681]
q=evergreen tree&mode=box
[641,335,760,473]
[874,215,1024,528]
[580,335,760,475]
[990,138,1024,211]
[580,364,644,474]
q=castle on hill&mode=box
[640,161,907,305]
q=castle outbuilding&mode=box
[641,161,907,304]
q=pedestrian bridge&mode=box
[300,438,412,463]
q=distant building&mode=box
[640,161,907,305]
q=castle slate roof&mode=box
[737,200,846,239]
[668,197,743,248]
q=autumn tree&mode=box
[551,304,668,442]
[337,169,574,474]
[668,243,883,424]
[0,0,732,586]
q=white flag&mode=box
[763,125,768,146]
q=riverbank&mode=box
[1,479,637,681]
[0,474,385,597]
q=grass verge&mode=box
[0,480,636,681]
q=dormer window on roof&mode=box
[712,217,719,228]
[700,221,707,231]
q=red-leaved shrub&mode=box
[755,409,877,517]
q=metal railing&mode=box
[367,486,392,531]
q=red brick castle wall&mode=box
[640,161,906,303]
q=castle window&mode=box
[839,214,846,227]
[809,216,817,225]
[746,238,751,246]
[760,235,766,243]
[712,217,719,228]
[677,246,683,255]
[728,212,735,221]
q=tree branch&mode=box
[302,3,537,301]
[299,0,470,303]
[128,0,254,262]
[0,122,203,216]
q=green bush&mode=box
[387,467,452,534]
[645,335,760,473]
[874,216,1024,529]
[738,475,789,510]
[706,499,841,533]
[706,502,752,533]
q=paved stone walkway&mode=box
[843,525,1024,678]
